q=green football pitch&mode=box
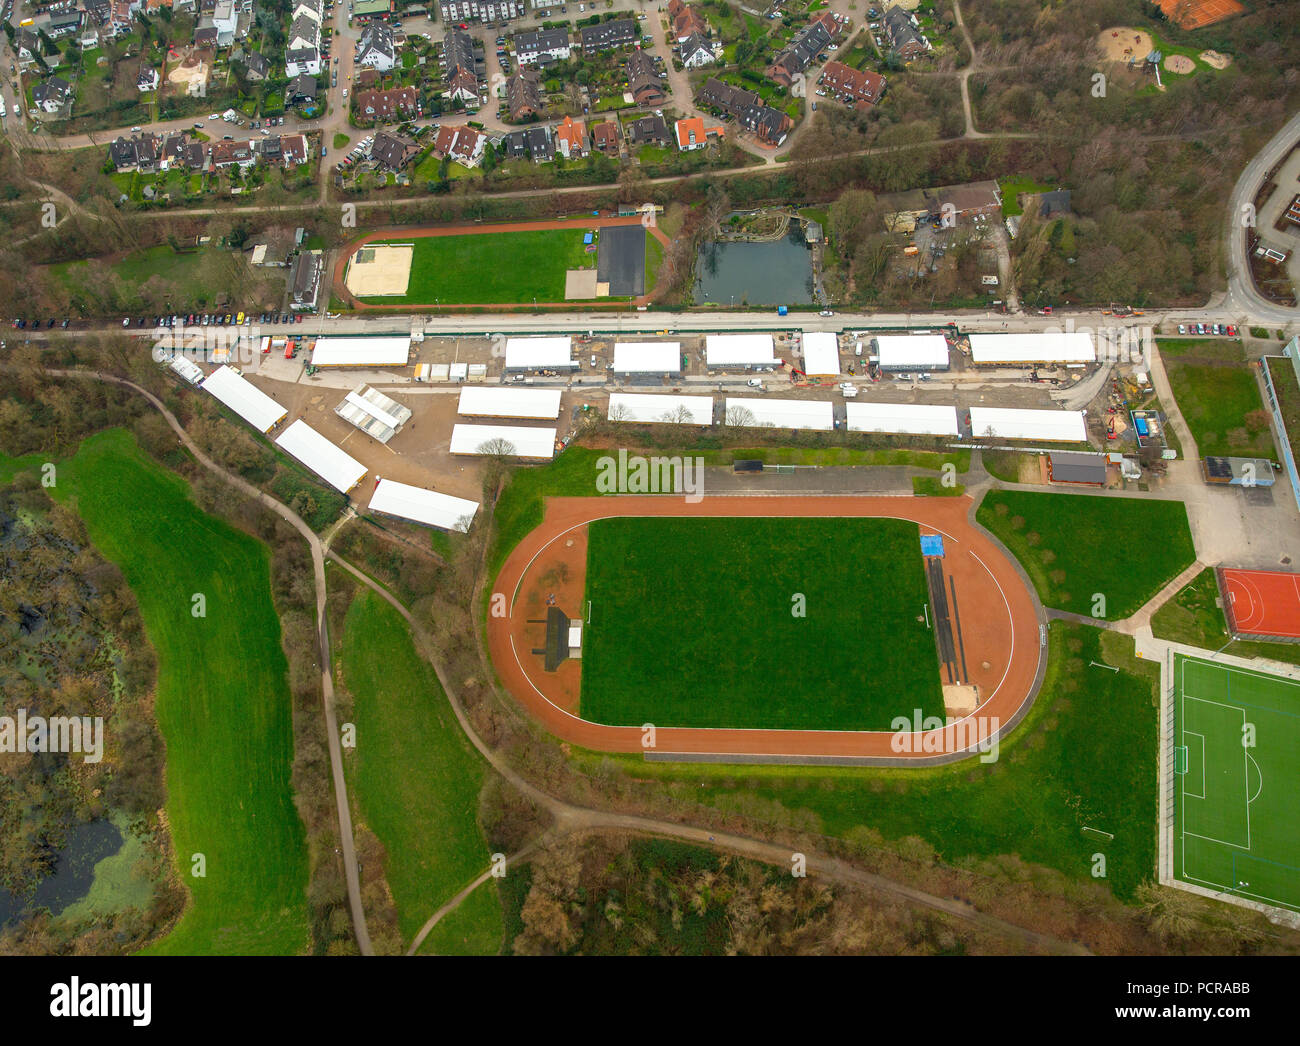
[579,517,946,731]
[1174,655,1300,912]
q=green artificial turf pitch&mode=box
[358,230,593,305]
[1174,656,1300,912]
[579,517,945,731]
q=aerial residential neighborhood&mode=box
[2,0,1300,1005]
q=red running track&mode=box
[487,495,1043,761]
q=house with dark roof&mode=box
[137,66,161,91]
[240,50,271,81]
[882,5,930,61]
[370,130,418,171]
[1048,452,1107,486]
[289,251,323,310]
[696,77,792,146]
[767,12,838,87]
[15,29,41,66]
[627,113,669,146]
[442,29,481,106]
[500,124,553,163]
[194,25,219,48]
[1038,189,1072,218]
[625,49,666,107]
[680,32,715,69]
[33,76,73,114]
[109,136,144,171]
[818,60,886,109]
[514,26,570,65]
[580,18,636,53]
[506,69,543,121]
[356,22,396,71]
[285,46,321,76]
[47,10,84,37]
[289,72,318,103]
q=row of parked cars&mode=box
[11,317,70,329]
[1178,323,1236,337]
[120,312,304,328]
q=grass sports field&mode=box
[339,590,502,953]
[51,429,310,954]
[580,517,945,731]
[1157,339,1273,459]
[358,230,593,305]
[1174,656,1300,912]
[977,490,1195,620]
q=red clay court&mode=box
[1218,567,1300,642]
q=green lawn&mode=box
[50,429,310,954]
[581,517,944,730]
[977,490,1195,620]
[1174,656,1300,912]
[575,623,1159,901]
[418,879,503,955]
[1158,339,1274,459]
[333,132,351,149]
[339,590,503,951]
[998,175,1055,218]
[1151,567,1300,667]
[358,230,594,305]
[644,235,665,295]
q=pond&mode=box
[0,819,123,926]
[692,226,815,306]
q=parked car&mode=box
[1227,324,1237,337]
[1177,324,1186,334]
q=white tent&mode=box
[613,342,682,374]
[725,397,834,431]
[274,419,368,492]
[368,479,479,532]
[968,332,1095,365]
[846,402,960,436]
[706,334,777,368]
[504,337,575,370]
[168,354,205,385]
[608,393,713,425]
[968,407,1088,442]
[310,337,412,368]
[801,332,840,377]
[202,365,287,433]
[872,335,950,371]
[334,385,412,443]
[449,424,557,460]
[457,386,562,420]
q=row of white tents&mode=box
[192,364,480,531]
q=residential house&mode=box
[696,77,791,145]
[442,30,481,106]
[818,60,885,109]
[279,133,309,167]
[882,5,930,61]
[580,18,636,53]
[289,251,323,310]
[500,124,553,163]
[680,32,715,69]
[32,76,73,115]
[591,120,619,156]
[439,0,526,25]
[506,69,543,121]
[514,27,570,65]
[356,86,419,122]
[1037,189,1071,218]
[111,1,137,36]
[625,49,665,107]
[288,72,318,103]
[159,133,194,170]
[433,123,486,168]
[137,67,161,91]
[356,23,396,71]
[109,135,146,172]
[666,0,707,43]
[240,50,271,81]
[767,12,838,88]
[210,139,258,169]
[15,29,41,67]
[553,115,587,159]
[79,23,102,49]
[627,113,669,146]
[674,115,724,151]
[212,0,237,44]
[47,11,83,37]
[285,46,322,76]
[370,130,418,171]
[194,25,219,48]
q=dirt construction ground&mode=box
[488,495,1043,763]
